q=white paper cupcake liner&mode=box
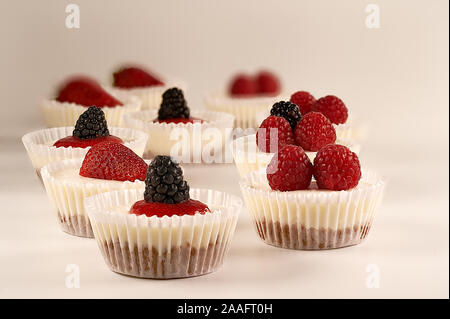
[104,80,186,110]
[232,134,361,178]
[240,169,385,250]
[40,92,141,128]
[123,109,235,163]
[85,188,242,279]
[204,91,285,129]
[41,158,145,238]
[22,127,148,182]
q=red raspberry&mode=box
[256,71,280,95]
[313,95,348,124]
[267,145,313,191]
[313,144,361,190]
[294,112,336,152]
[256,116,294,153]
[57,76,123,107]
[80,142,148,182]
[113,66,164,88]
[229,74,257,96]
[290,91,316,115]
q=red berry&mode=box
[294,112,336,152]
[80,142,148,182]
[267,145,313,191]
[113,66,164,88]
[56,76,123,107]
[312,95,348,124]
[130,199,210,218]
[256,71,280,95]
[53,135,123,149]
[313,144,361,191]
[290,91,316,115]
[229,74,257,96]
[256,116,294,153]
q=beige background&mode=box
[0,0,448,298]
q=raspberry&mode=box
[158,87,190,120]
[267,145,313,191]
[72,106,110,139]
[256,116,294,153]
[270,101,302,129]
[113,66,164,88]
[256,71,280,95]
[56,76,123,107]
[313,144,361,190]
[290,91,316,115]
[229,74,257,96]
[144,156,190,204]
[294,112,336,152]
[312,95,348,124]
[80,142,147,182]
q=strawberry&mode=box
[56,76,123,107]
[113,66,164,88]
[79,142,148,182]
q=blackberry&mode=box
[270,101,302,129]
[144,155,190,204]
[158,87,190,120]
[72,106,109,139]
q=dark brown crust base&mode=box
[98,241,228,279]
[57,212,94,238]
[253,220,372,250]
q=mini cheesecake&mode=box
[124,87,235,161]
[23,107,147,182]
[41,143,148,238]
[85,156,242,279]
[41,76,141,128]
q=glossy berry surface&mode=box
[290,91,316,115]
[229,74,257,97]
[313,144,361,190]
[79,142,147,182]
[267,145,313,191]
[256,116,294,153]
[313,95,348,124]
[157,88,190,120]
[113,66,164,88]
[294,112,336,152]
[53,135,122,148]
[270,101,302,129]
[129,199,210,218]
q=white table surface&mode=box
[0,134,448,299]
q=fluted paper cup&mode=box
[104,80,186,110]
[232,134,361,178]
[40,92,141,128]
[123,109,235,162]
[41,158,146,238]
[204,91,285,129]
[85,188,242,279]
[239,169,385,250]
[22,127,148,183]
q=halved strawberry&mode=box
[113,66,164,88]
[79,142,148,182]
[56,76,123,107]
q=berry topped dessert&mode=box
[113,66,164,89]
[205,70,284,129]
[41,142,148,237]
[240,143,385,250]
[53,106,123,148]
[85,155,242,279]
[233,101,359,179]
[56,76,123,107]
[155,88,202,124]
[41,75,141,128]
[130,156,210,217]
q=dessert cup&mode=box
[85,188,242,279]
[22,127,148,183]
[232,134,361,178]
[104,80,186,111]
[204,91,285,129]
[41,158,145,238]
[240,169,385,250]
[40,91,141,128]
[123,109,235,162]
